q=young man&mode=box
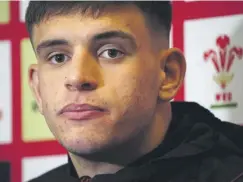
[25,1,243,182]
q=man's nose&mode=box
[64,51,101,91]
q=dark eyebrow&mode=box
[36,39,69,54]
[35,30,137,54]
[92,30,137,48]
[93,30,135,41]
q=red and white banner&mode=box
[0,1,242,182]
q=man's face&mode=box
[30,5,165,154]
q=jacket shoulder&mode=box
[197,151,243,182]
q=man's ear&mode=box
[158,48,186,101]
[28,64,43,114]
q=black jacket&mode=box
[29,102,243,182]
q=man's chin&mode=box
[58,139,107,156]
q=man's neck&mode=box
[69,102,172,178]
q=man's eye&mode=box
[48,54,69,64]
[99,49,124,59]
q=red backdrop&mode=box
[0,1,243,182]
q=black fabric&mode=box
[0,161,11,182]
[28,102,243,182]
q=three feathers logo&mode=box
[203,34,243,109]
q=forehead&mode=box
[32,5,151,49]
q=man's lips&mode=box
[58,104,106,121]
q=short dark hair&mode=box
[25,1,172,39]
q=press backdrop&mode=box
[0,1,243,182]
